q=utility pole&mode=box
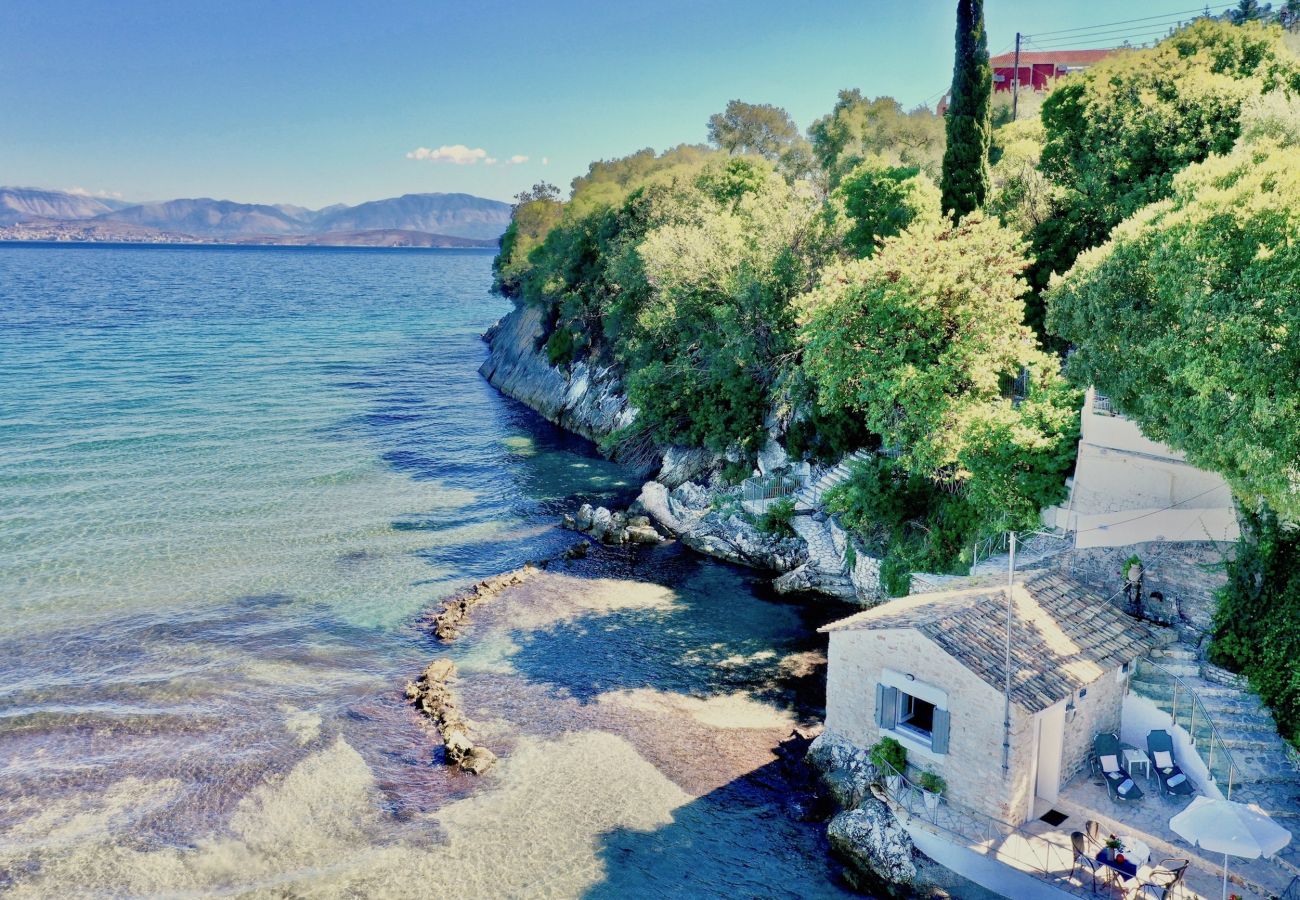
[1012,32,1022,121]
[1001,531,1016,774]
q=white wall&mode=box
[1120,692,1222,800]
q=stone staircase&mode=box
[793,449,873,513]
[1131,645,1300,882]
[789,514,856,597]
[1132,646,1300,874]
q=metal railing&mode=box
[1091,392,1116,416]
[971,531,1012,571]
[740,472,804,504]
[1133,657,1241,799]
[876,760,1080,889]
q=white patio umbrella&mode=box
[1169,795,1292,900]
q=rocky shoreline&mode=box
[478,301,880,603]
[459,302,978,893]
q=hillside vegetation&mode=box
[492,16,1300,592]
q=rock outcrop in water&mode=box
[637,481,805,571]
[405,658,497,775]
[806,731,995,899]
[427,564,542,640]
[562,504,664,546]
[479,304,635,451]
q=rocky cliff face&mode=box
[480,303,636,451]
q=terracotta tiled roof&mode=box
[820,571,1160,713]
[989,49,1116,68]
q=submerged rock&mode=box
[638,481,805,572]
[405,657,497,775]
[427,564,542,641]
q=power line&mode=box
[1025,17,1201,45]
[1025,27,1186,51]
[1025,6,1210,38]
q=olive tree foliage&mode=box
[624,158,825,451]
[799,214,1080,524]
[986,118,1058,237]
[940,0,993,219]
[809,91,946,188]
[1032,19,1300,287]
[1046,137,1300,519]
[823,157,942,258]
[492,183,564,296]
[707,99,815,184]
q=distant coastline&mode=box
[0,186,510,249]
[0,224,498,249]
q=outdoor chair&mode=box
[1094,732,1144,803]
[1132,858,1188,899]
[1069,831,1100,893]
[1146,730,1197,797]
[1085,819,1102,849]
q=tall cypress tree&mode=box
[940,0,992,219]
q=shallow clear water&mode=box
[0,244,853,898]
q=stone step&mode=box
[1231,782,1300,818]
[1131,676,1267,708]
[1233,747,1300,784]
[1216,726,1295,753]
[1155,646,1199,662]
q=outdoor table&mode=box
[1097,837,1152,892]
[1123,747,1152,780]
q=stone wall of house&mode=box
[1063,541,1232,641]
[826,628,1039,824]
[1058,666,1129,786]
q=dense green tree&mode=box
[809,91,945,188]
[1210,507,1300,747]
[830,158,941,257]
[940,0,993,219]
[707,100,800,159]
[492,183,564,296]
[1032,19,1300,289]
[623,157,822,451]
[1046,138,1300,519]
[799,214,1078,508]
[1229,0,1272,24]
[986,119,1057,238]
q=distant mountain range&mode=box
[0,187,512,247]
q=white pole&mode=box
[1222,851,1229,900]
[1001,531,1016,774]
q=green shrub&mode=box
[1210,507,1300,749]
[869,736,908,775]
[756,498,797,538]
[545,327,575,366]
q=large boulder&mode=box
[658,446,721,488]
[806,730,878,809]
[828,802,919,895]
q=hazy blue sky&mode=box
[1,1,1219,206]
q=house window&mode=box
[875,681,951,755]
[897,692,937,740]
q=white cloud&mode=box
[542,157,550,166]
[405,144,489,165]
[508,154,529,165]
[66,186,123,198]
[484,157,498,166]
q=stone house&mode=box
[820,571,1160,825]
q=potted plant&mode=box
[1124,554,1143,584]
[1105,835,1126,864]
[919,770,946,814]
[869,736,907,794]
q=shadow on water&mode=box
[484,545,857,729]
[584,757,857,900]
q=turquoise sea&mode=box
[0,243,852,897]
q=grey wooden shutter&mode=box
[875,684,898,729]
[931,708,951,754]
